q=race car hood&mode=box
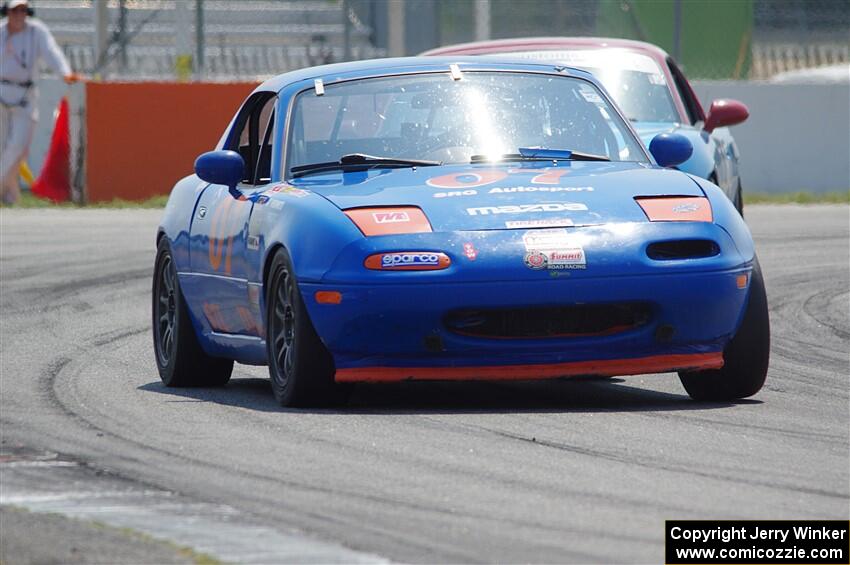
[288,161,705,232]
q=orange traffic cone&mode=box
[32,97,71,203]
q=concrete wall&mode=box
[692,81,850,193]
[84,82,257,202]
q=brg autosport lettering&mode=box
[467,203,588,216]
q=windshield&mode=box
[285,71,647,175]
[490,49,680,123]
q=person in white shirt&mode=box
[1,0,77,204]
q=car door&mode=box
[188,92,277,337]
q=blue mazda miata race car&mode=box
[152,57,769,407]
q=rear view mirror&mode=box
[195,150,244,193]
[704,99,749,133]
[649,133,693,168]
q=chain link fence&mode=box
[35,0,849,81]
[39,0,384,80]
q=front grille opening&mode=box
[444,303,652,339]
[647,239,719,260]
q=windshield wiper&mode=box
[291,153,441,178]
[471,147,610,163]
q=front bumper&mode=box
[302,267,750,381]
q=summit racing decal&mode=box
[547,248,586,269]
[524,248,587,270]
[373,211,410,224]
[521,229,587,271]
[467,203,588,216]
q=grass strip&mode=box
[1,192,169,209]
[744,191,849,204]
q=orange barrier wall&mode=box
[85,82,258,202]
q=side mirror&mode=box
[194,150,244,195]
[704,99,749,133]
[649,133,693,168]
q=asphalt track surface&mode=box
[1,205,848,563]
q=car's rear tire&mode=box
[678,258,769,400]
[265,248,347,407]
[152,238,233,387]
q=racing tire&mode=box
[152,238,233,387]
[678,258,769,400]
[265,248,347,407]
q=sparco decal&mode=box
[381,253,440,268]
[467,203,588,216]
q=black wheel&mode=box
[265,248,347,407]
[679,258,769,400]
[152,238,233,387]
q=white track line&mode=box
[1,457,387,564]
